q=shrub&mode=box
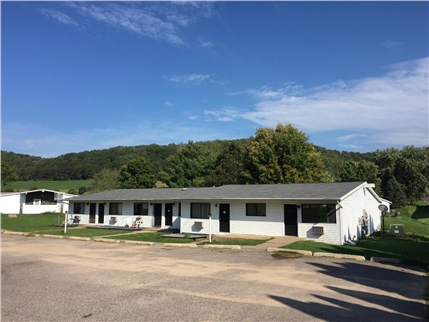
[78,186,87,195]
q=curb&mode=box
[202,244,241,250]
[68,236,91,241]
[93,238,121,243]
[40,234,65,239]
[3,231,28,236]
[124,240,154,246]
[370,256,401,264]
[163,243,198,248]
[267,247,312,256]
[313,252,366,261]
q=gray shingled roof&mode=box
[66,182,366,202]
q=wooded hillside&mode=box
[3,122,427,208]
[2,138,367,182]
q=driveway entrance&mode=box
[1,235,426,322]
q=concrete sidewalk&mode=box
[213,234,303,250]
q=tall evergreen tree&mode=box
[161,141,214,187]
[1,161,19,189]
[207,141,246,186]
[383,176,407,208]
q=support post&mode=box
[209,213,212,243]
[64,212,67,234]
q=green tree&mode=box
[91,168,119,192]
[118,157,156,189]
[78,186,87,195]
[374,146,429,203]
[339,160,381,194]
[1,161,19,188]
[244,124,333,184]
[161,141,214,187]
[383,176,407,208]
[207,141,246,186]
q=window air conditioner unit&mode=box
[195,221,204,229]
[312,226,324,235]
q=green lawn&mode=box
[1,213,62,232]
[282,238,429,264]
[106,232,196,243]
[7,180,91,192]
[32,228,133,238]
[283,203,429,266]
[385,204,429,237]
[1,214,129,237]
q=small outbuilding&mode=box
[0,189,77,214]
[66,182,384,245]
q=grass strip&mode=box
[32,228,131,238]
[1,214,63,232]
[106,232,195,244]
[282,237,429,263]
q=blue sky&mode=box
[2,1,428,158]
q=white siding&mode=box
[22,204,62,214]
[180,201,285,236]
[340,187,381,244]
[297,205,341,244]
[230,202,284,236]
[0,193,21,214]
[180,202,219,234]
[69,201,180,229]
[298,223,341,245]
[1,193,73,214]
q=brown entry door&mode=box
[98,203,105,224]
[219,204,230,233]
[284,205,298,236]
[165,203,173,226]
[154,203,162,226]
[89,203,96,224]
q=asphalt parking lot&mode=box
[1,235,427,321]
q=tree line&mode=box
[2,124,428,208]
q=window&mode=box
[246,203,266,216]
[302,204,336,223]
[109,203,122,215]
[73,203,85,214]
[191,203,210,219]
[134,203,148,216]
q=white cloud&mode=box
[382,40,403,48]
[68,2,184,44]
[168,73,228,86]
[199,40,214,47]
[58,2,215,45]
[171,1,215,19]
[39,9,79,27]
[234,57,428,148]
[164,101,173,106]
[204,107,240,122]
[337,134,368,142]
[169,73,211,83]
